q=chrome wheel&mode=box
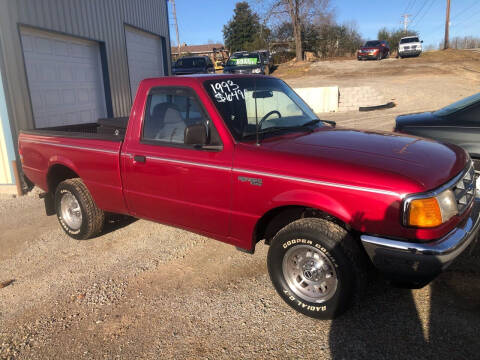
[282,244,338,303]
[60,191,82,230]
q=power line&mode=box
[452,4,480,27]
[404,0,417,14]
[411,0,437,28]
[411,0,431,23]
[451,0,480,21]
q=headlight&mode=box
[404,189,458,228]
[252,68,262,74]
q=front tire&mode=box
[267,218,367,319]
[55,178,105,240]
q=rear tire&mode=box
[267,218,367,319]
[55,178,104,240]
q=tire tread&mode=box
[59,178,104,239]
[270,218,368,317]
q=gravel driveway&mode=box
[1,190,479,360]
[1,53,480,359]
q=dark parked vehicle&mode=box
[257,49,273,74]
[357,40,390,60]
[395,92,480,170]
[223,52,265,74]
[172,56,215,75]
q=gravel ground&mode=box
[1,53,480,359]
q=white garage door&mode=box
[20,28,107,128]
[125,27,165,100]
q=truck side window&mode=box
[142,88,221,146]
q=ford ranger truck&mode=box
[19,75,480,319]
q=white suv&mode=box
[398,36,423,58]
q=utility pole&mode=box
[170,0,181,57]
[401,14,411,34]
[444,0,451,49]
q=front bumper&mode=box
[357,53,379,59]
[360,197,480,286]
[399,50,421,57]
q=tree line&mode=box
[223,1,480,63]
[223,1,364,62]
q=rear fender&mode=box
[47,156,81,192]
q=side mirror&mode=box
[322,120,336,128]
[184,123,207,146]
[421,40,424,43]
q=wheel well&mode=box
[47,164,79,194]
[254,206,348,246]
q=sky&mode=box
[169,0,480,49]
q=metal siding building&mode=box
[0,0,171,192]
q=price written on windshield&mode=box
[210,81,245,103]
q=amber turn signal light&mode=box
[408,197,443,228]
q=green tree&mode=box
[223,2,262,52]
[272,21,363,59]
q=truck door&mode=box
[122,86,232,237]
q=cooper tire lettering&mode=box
[267,218,368,319]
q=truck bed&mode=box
[19,118,128,214]
[20,117,129,141]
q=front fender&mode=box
[269,189,352,225]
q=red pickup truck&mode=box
[19,75,479,319]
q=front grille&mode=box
[452,164,476,213]
[412,45,417,49]
[404,46,410,50]
[472,158,480,171]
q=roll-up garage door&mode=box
[125,27,165,100]
[20,28,107,128]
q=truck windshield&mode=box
[364,41,381,47]
[434,92,480,117]
[203,77,321,141]
[400,37,420,44]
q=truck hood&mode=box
[239,128,468,194]
[400,42,421,47]
[359,46,380,51]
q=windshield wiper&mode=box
[243,120,323,140]
[299,119,322,128]
[304,119,336,127]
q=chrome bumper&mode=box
[360,198,480,285]
[399,50,421,56]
